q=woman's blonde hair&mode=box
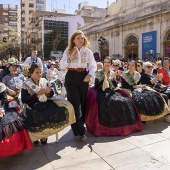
[67,30,89,53]
[114,59,121,67]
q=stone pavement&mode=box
[1,118,170,170]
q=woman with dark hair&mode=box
[0,83,33,157]
[21,64,75,145]
[121,60,169,121]
[136,60,145,75]
[85,57,143,137]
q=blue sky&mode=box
[0,0,116,14]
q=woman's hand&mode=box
[8,89,16,96]
[45,86,51,94]
[70,49,78,60]
[0,109,5,117]
[83,74,91,82]
[118,70,122,76]
[135,85,146,89]
[37,88,46,96]
[50,76,57,79]
[111,71,118,80]
[157,73,163,81]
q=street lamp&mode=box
[98,36,106,61]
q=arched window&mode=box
[102,41,109,48]
[127,36,138,46]
[167,33,170,41]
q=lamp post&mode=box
[98,36,106,61]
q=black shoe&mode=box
[142,121,146,124]
[33,140,39,146]
[79,135,87,140]
[40,138,48,144]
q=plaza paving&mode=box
[1,118,170,170]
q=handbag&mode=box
[153,81,167,93]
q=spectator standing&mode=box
[23,50,43,70]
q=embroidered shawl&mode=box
[122,71,141,85]
[22,78,48,95]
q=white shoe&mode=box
[165,115,170,123]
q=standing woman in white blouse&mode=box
[60,30,97,140]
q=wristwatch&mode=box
[67,58,71,63]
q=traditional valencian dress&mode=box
[85,69,143,136]
[21,78,75,142]
[0,83,33,157]
[121,70,169,121]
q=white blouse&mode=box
[60,46,97,76]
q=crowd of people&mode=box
[0,30,170,158]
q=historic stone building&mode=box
[80,0,170,60]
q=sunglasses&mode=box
[163,61,169,64]
[113,65,119,67]
[146,66,153,68]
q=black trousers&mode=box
[65,70,88,136]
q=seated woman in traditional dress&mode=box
[21,64,75,145]
[0,83,33,157]
[112,59,122,85]
[121,60,169,122]
[85,57,143,137]
[140,62,168,103]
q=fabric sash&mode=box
[125,72,136,85]
[25,80,39,93]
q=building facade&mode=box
[0,4,20,41]
[27,10,100,59]
[20,0,46,31]
[80,0,170,61]
[0,4,21,60]
[28,11,87,59]
[20,0,46,58]
[75,2,106,19]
